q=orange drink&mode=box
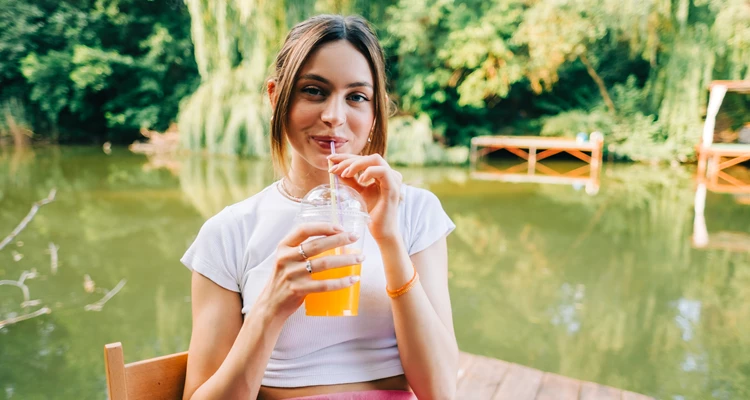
[295,183,369,317]
[305,248,362,316]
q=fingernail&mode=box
[356,255,365,262]
[349,232,360,241]
[350,275,361,283]
[333,224,344,232]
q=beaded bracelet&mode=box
[386,265,419,298]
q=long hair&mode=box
[269,15,389,175]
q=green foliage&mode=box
[177,0,283,157]
[541,77,684,162]
[383,0,528,146]
[3,0,749,164]
[1,0,199,143]
[0,98,34,140]
[384,0,750,162]
[386,115,468,166]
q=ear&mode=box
[267,79,278,109]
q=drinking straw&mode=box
[328,142,344,256]
[328,141,342,227]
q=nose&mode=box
[321,97,346,128]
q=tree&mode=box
[1,0,199,144]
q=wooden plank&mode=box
[125,351,188,400]
[535,373,580,400]
[470,136,597,151]
[505,146,531,160]
[492,363,543,400]
[716,171,750,188]
[565,149,593,163]
[455,353,511,399]
[709,80,750,92]
[104,343,128,400]
[718,154,750,170]
[622,390,654,400]
[535,148,564,162]
[579,381,622,400]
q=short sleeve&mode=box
[405,187,456,255]
[181,207,243,292]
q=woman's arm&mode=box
[183,223,361,399]
[379,236,458,400]
[328,153,458,399]
[183,271,284,400]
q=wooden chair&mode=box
[104,342,188,400]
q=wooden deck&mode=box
[470,135,604,169]
[457,352,653,400]
[469,135,604,195]
[696,143,750,191]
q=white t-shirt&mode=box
[181,181,455,388]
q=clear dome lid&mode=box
[297,183,369,220]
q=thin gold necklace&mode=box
[278,178,303,202]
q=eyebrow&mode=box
[299,73,373,89]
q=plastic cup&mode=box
[296,183,369,317]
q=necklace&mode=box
[278,178,303,202]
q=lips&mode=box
[310,136,348,150]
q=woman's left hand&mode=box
[328,153,402,242]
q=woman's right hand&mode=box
[257,222,364,320]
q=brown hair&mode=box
[269,14,389,175]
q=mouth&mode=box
[310,136,348,151]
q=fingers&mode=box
[357,166,401,189]
[305,275,361,293]
[301,231,361,259]
[328,154,387,179]
[282,222,344,247]
[305,252,364,275]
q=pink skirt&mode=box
[286,390,417,400]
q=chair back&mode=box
[104,342,188,400]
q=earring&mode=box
[367,136,372,143]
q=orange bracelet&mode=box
[386,265,419,298]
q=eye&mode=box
[348,93,369,103]
[302,86,324,97]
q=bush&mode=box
[387,114,469,166]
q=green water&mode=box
[1,147,749,399]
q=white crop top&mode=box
[181,181,455,388]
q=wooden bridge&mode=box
[469,134,605,195]
[457,352,653,400]
[696,80,750,187]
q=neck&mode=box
[284,156,331,199]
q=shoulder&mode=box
[199,183,282,238]
[399,184,455,255]
[224,183,279,218]
[401,184,444,214]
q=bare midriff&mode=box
[258,374,411,400]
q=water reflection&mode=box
[0,147,749,399]
[693,175,750,252]
[471,159,601,196]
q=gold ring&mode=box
[298,244,308,259]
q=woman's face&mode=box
[285,40,375,171]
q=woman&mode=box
[181,15,457,400]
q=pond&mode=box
[1,146,749,399]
